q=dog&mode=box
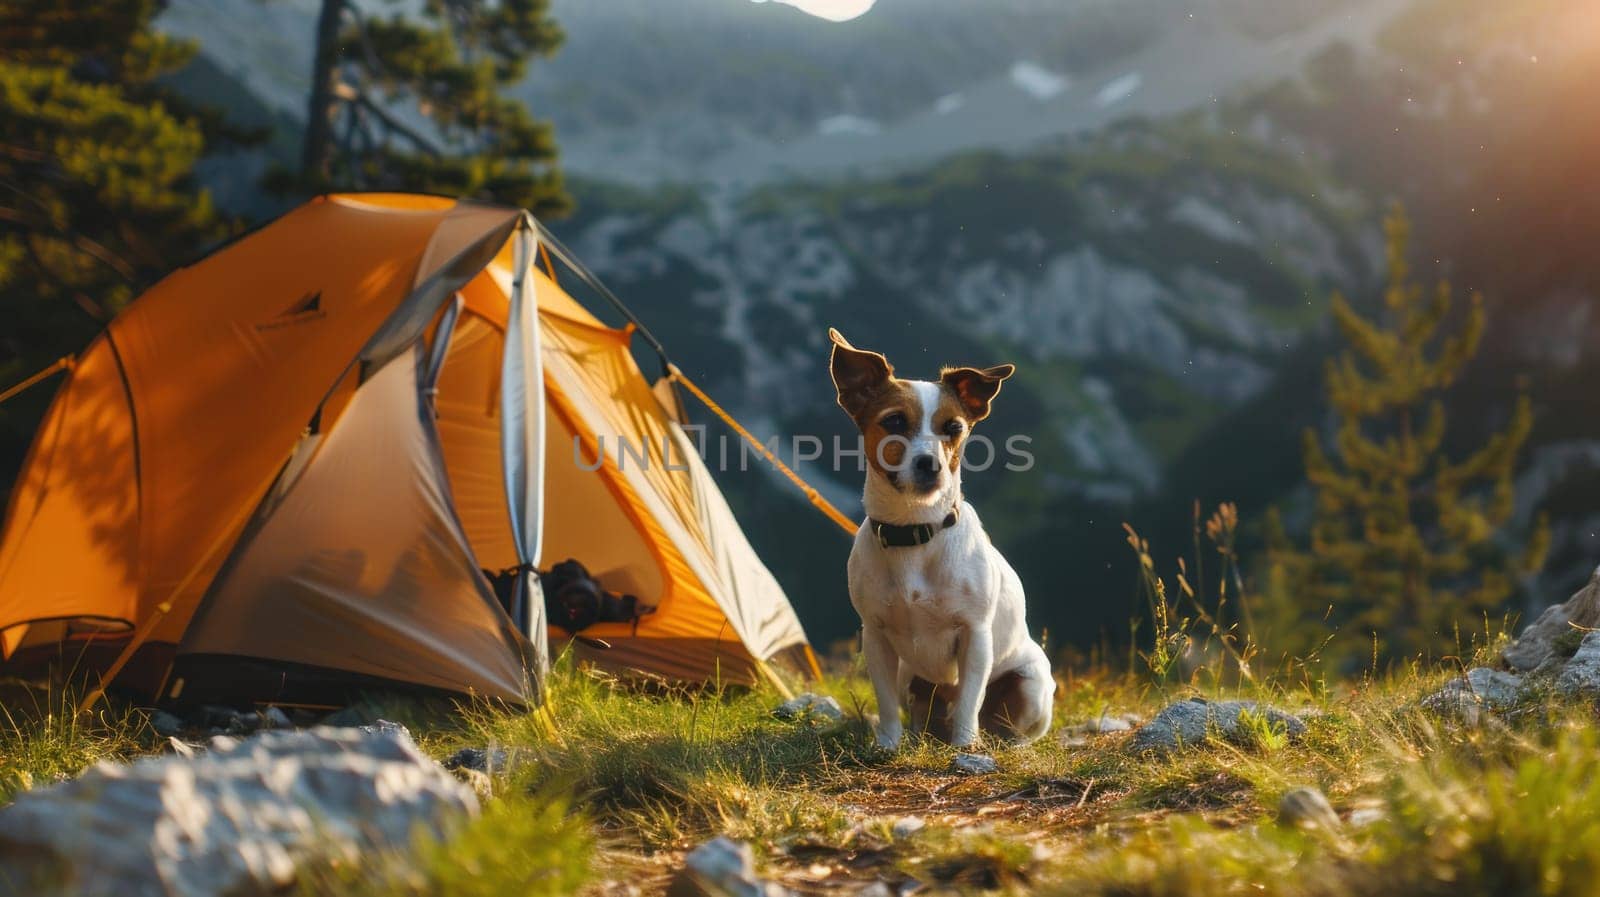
[828,328,1054,750]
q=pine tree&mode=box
[0,0,230,487]
[287,0,569,216]
[1267,206,1547,662]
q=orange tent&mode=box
[0,194,815,706]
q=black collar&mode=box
[869,503,960,549]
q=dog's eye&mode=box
[942,419,965,438]
[879,412,907,432]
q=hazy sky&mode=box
[755,0,877,22]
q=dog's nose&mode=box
[912,454,939,476]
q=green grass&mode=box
[0,684,157,802]
[4,648,1600,895]
[306,791,593,897]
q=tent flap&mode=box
[177,342,528,702]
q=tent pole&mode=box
[499,216,549,667]
[802,644,825,681]
[757,660,796,700]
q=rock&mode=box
[1347,806,1386,828]
[444,746,503,772]
[1422,667,1526,722]
[772,693,843,723]
[261,707,293,730]
[319,702,386,728]
[1130,698,1306,753]
[1277,786,1340,833]
[890,816,925,839]
[1066,712,1136,735]
[0,726,477,897]
[1555,631,1600,696]
[358,718,411,739]
[667,836,789,897]
[148,710,183,738]
[442,745,533,775]
[1503,565,1600,671]
[198,704,243,731]
[950,753,998,775]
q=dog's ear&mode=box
[940,363,1015,422]
[829,328,894,418]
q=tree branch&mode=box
[338,87,443,158]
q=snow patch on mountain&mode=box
[1010,62,1070,101]
[818,115,883,137]
[1094,72,1143,107]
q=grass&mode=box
[0,683,157,802]
[304,791,593,897]
[4,644,1600,895]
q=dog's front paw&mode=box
[874,724,903,752]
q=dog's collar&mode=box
[869,502,960,549]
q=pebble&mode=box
[668,836,790,897]
[773,693,844,723]
[950,753,998,775]
[1277,786,1340,833]
[890,816,925,839]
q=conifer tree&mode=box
[0,0,229,487]
[1267,207,1547,662]
[288,0,569,216]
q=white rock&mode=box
[1556,631,1600,696]
[1277,786,1340,833]
[1067,712,1135,735]
[772,693,843,723]
[1503,567,1600,671]
[1347,806,1386,828]
[951,753,998,775]
[1130,699,1305,753]
[1423,667,1525,720]
[668,836,790,897]
[0,727,477,897]
[890,816,925,839]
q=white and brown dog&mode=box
[829,328,1054,750]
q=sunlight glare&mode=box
[750,0,876,23]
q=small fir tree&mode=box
[1266,206,1547,663]
[286,0,569,216]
